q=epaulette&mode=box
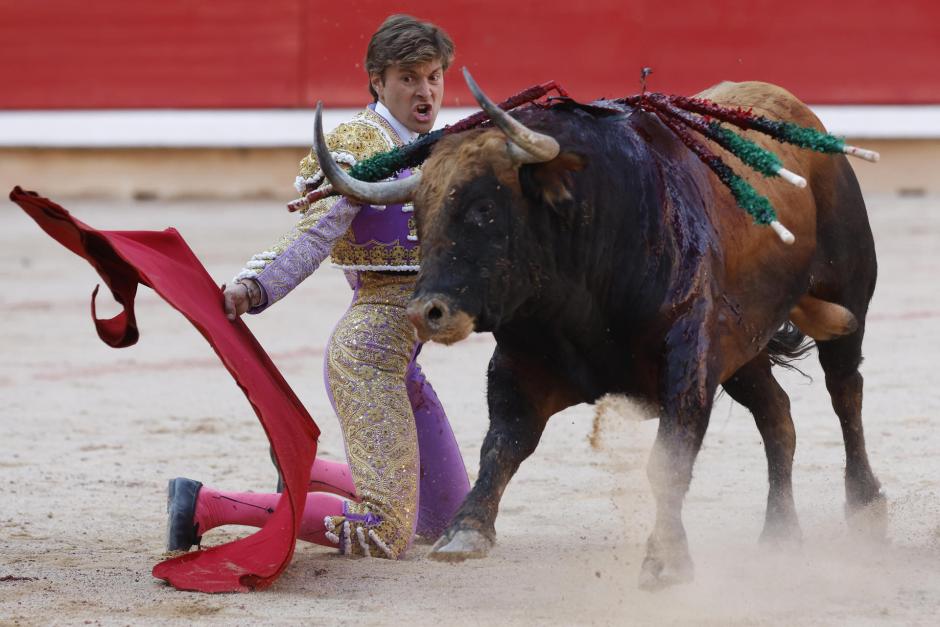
[298,112,399,181]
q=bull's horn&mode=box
[462,68,560,163]
[313,102,420,205]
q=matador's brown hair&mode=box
[365,14,455,102]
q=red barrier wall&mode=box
[1,0,937,108]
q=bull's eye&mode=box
[463,201,495,228]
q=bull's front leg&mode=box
[640,301,718,590]
[429,346,579,561]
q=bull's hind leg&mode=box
[429,347,579,561]
[723,353,801,543]
[817,330,885,534]
[808,147,882,532]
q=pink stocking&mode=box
[308,457,358,500]
[195,487,344,547]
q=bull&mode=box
[313,71,882,589]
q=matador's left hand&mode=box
[324,504,403,559]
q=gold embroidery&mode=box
[298,108,400,178]
[389,244,407,265]
[331,237,423,269]
[251,108,422,276]
[326,273,420,558]
[299,108,422,270]
[247,109,401,275]
[345,240,369,267]
[369,245,387,266]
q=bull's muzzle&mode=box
[406,295,475,345]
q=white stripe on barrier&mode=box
[1,106,938,148]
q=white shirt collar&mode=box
[373,101,419,144]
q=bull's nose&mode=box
[407,296,451,333]
[407,294,475,345]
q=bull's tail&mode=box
[767,322,816,375]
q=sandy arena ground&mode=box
[2,191,939,625]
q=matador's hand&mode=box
[223,280,260,320]
[324,504,401,559]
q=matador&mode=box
[165,14,469,559]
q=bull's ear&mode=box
[519,151,585,209]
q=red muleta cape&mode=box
[10,187,319,593]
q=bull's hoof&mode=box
[428,529,493,562]
[759,517,803,547]
[638,534,694,591]
[845,493,888,541]
[638,553,694,591]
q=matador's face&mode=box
[371,60,444,135]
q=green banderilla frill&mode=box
[724,170,778,225]
[709,122,784,178]
[767,118,846,154]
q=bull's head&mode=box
[314,69,581,344]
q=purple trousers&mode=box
[323,272,469,552]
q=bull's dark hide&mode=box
[403,80,881,589]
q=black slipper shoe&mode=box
[165,477,203,552]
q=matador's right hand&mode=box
[223,280,260,320]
